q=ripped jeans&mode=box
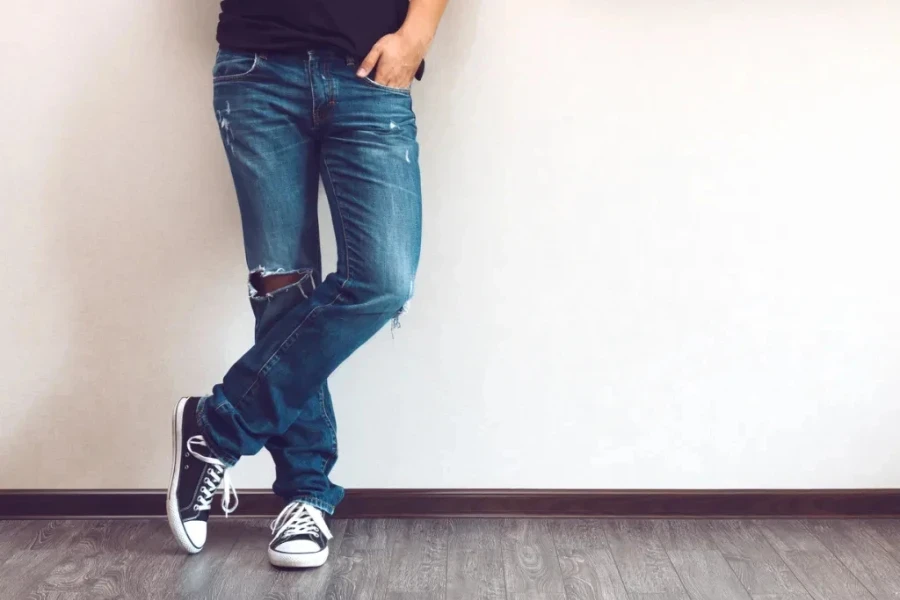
[198,48,422,514]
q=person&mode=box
[166,0,448,569]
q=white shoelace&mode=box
[187,435,239,516]
[270,501,333,541]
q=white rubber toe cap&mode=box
[184,520,207,549]
[273,538,320,554]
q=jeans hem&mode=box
[196,395,240,467]
[285,494,338,515]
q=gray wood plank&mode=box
[548,519,609,551]
[749,595,830,600]
[629,595,703,600]
[121,518,239,600]
[264,518,347,600]
[807,520,900,600]
[0,551,73,600]
[325,549,392,600]
[653,520,720,552]
[500,519,565,595]
[446,518,504,600]
[548,519,627,600]
[758,520,875,600]
[557,548,629,600]
[199,519,279,600]
[23,592,82,600]
[447,518,502,548]
[859,520,900,565]
[666,550,751,600]
[38,520,154,598]
[705,520,810,599]
[383,519,450,596]
[23,520,84,551]
[0,521,36,557]
[0,521,84,600]
[603,520,689,599]
[339,519,389,555]
[506,594,566,600]
[653,519,751,599]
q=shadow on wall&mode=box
[0,1,244,488]
[1,0,480,489]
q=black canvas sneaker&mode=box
[268,501,333,568]
[166,396,238,554]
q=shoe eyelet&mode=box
[193,504,200,510]
[184,465,189,470]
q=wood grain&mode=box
[806,519,900,600]
[666,550,752,600]
[603,520,690,599]
[557,548,630,600]
[200,519,278,600]
[651,520,751,600]
[705,520,809,599]
[758,520,875,600]
[382,519,449,596]
[446,519,504,600]
[325,550,392,600]
[6,518,900,599]
[550,519,628,600]
[339,519,389,554]
[38,520,153,598]
[500,519,565,595]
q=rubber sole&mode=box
[268,546,330,569]
[166,397,202,554]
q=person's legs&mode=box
[212,50,346,513]
[168,49,348,554]
[197,51,422,485]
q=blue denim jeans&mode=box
[198,48,422,514]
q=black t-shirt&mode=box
[217,0,424,78]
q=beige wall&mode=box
[3,1,900,491]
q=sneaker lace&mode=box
[270,501,332,541]
[187,435,238,516]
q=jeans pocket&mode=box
[362,76,412,95]
[213,49,262,83]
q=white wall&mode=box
[3,1,900,491]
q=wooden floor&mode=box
[3,519,900,600]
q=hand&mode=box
[357,28,430,89]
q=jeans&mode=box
[198,48,422,514]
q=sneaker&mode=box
[268,501,333,568]
[166,396,238,554]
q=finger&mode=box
[357,46,383,78]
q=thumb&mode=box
[357,45,383,78]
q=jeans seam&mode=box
[238,284,348,403]
[321,154,353,281]
[319,387,336,437]
[197,397,240,466]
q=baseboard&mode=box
[1,489,898,519]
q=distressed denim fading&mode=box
[198,49,422,514]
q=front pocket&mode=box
[212,50,261,83]
[362,76,411,95]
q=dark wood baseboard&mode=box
[1,489,898,519]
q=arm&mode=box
[356,0,449,88]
